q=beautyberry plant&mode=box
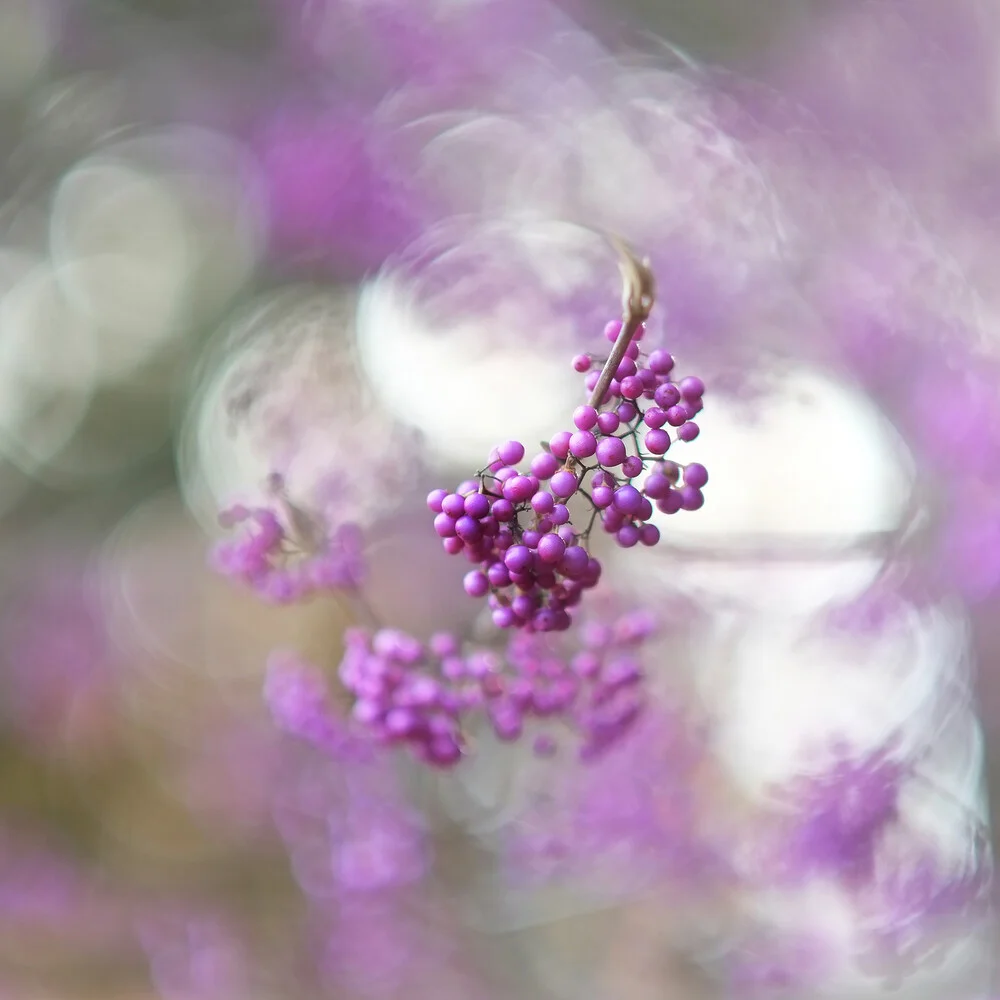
[430,245,707,633]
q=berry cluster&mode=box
[335,610,656,766]
[430,317,707,631]
[213,476,364,604]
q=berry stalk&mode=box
[584,238,657,415]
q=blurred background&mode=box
[0,0,999,998]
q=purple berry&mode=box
[537,533,566,563]
[464,492,490,518]
[531,491,555,514]
[569,430,597,459]
[613,485,643,515]
[595,436,627,467]
[620,375,644,399]
[596,411,620,434]
[643,474,670,499]
[591,485,614,508]
[677,422,699,442]
[621,455,644,479]
[531,451,559,479]
[616,524,640,548]
[657,490,683,514]
[455,516,482,541]
[616,402,637,422]
[680,485,704,510]
[549,431,572,459]
[442,493,466,517]
[647,349,674,375]
[604,319,622,342]
[550,470,579,498]
[503,475,536,503]
[644,429,671,454]
[573,405,598,431]
[679,376,704,400]
[434,513,457,537]
[550,504,570,525]
[504,545,532,573]
[492,498,514,521]
[643,407,667,429]
[683,462,708,488]
[559,546,589,577]
[615,357,637,380]
[427,489,447,512]
[654,383,680,408]
[463,570,488,597]
[498,440,525,465]
[572,354,592,373]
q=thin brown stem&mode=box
[566,238,655,474]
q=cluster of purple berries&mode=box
[429,318,707,631]
[336,611,656,766]
[213,478,364,604]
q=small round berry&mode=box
[549,431,572,459]
[665,406,687,427]
[443,537,464,554]
[458,479,479,496]
[464,492,490,518]
[522,529,541,549]
[591,485,614,509]
[595,436,627,467]
[644,429,671,454]
[559,546,589,577]
[531,490,555,514]
[654,383,681,408]
[487,563,510,587]
[615,357,637,380]
[572,353,592,373]
[604,319,623,342]
[537,533,566,563]
[504,545,532,573]
[531,452,559,479]
[621,455,644,479]
[455,516,482,541]
[616,524,640,548]
[677,422,700,442]
[680,485,704,510]
[495,467,516,483]
[639,523,660,546]
[657,491,682,514]
[550,503,570,525]
[503,475,536,503]
[442,493,466,517]
[616,401,638,422]
[584,370,600,391]
[683,462,709,488]
[497,440,525,465]
[426,489,447,512]
[596,411,620,434]
[550,470,579,499]
[679,376,704,400]
[492,498,515,521]
[569,431,597,459]
[625,341,641,359]
[643,407,667,429]
[573,405,598,431]
[492,606,517,628]
[512,593,538,619]
[463,570,489,597]
[434,513,457,537]
[637,497,653,520]
[620,375,644,399]
[643,474,670,499]
[647,349,674,375]
[613,484,643,515]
